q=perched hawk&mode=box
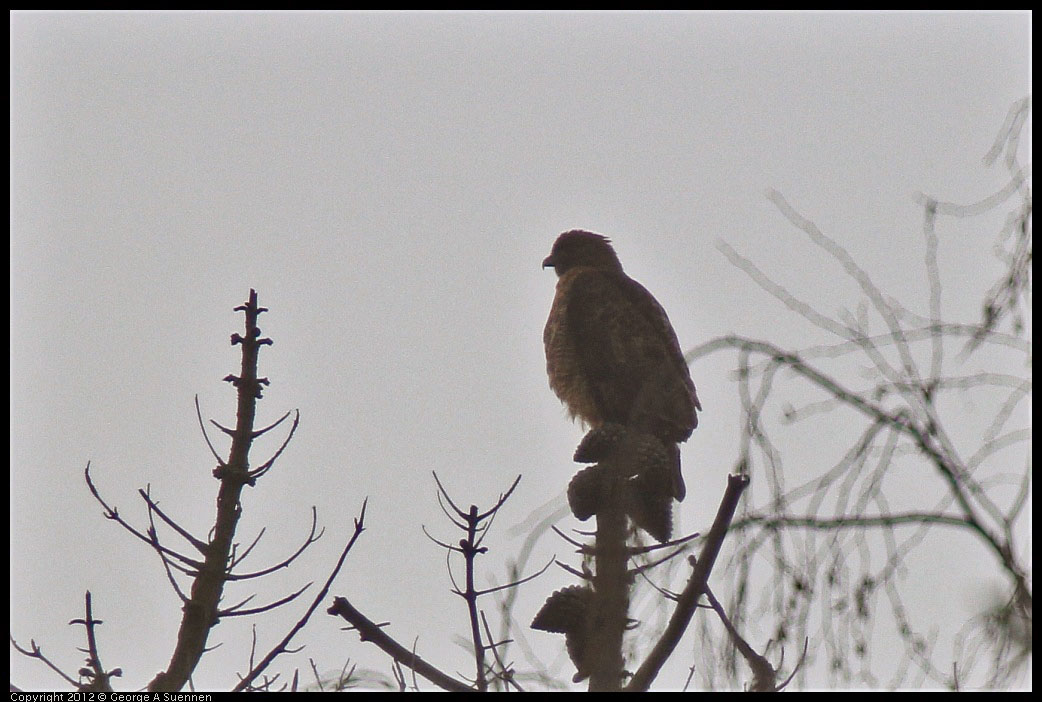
[543,230,700,502]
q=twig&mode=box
[10,634,80,688]
[626,473,750,691]
[231,499,368,692]
[69,592,117,692]
[327,597,475,693]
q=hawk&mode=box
[543,230,700,502]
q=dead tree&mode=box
[688,98,1031,689]
[327,472,548,692]
[12,290,365,692]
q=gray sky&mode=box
[10,11,1031,691]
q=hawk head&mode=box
[542,230,624,277]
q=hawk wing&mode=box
[564,268,700,442]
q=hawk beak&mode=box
[542,255,555,269]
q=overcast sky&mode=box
[10,11,1031,691]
